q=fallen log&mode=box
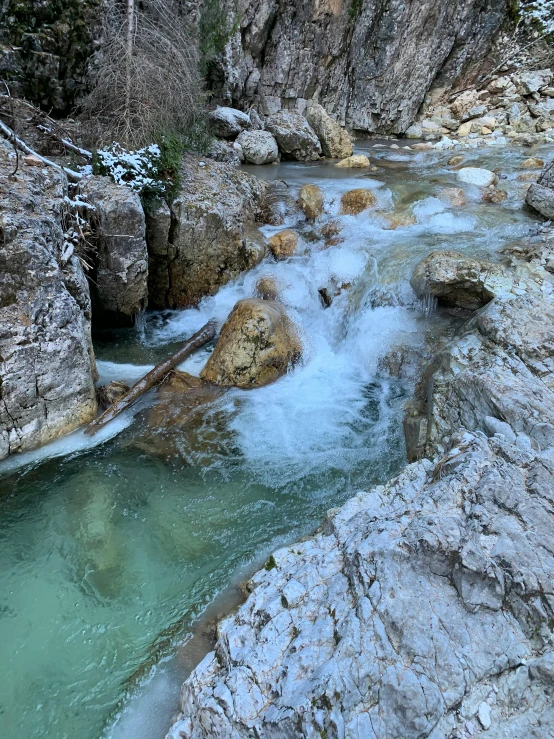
[85,319,218,435]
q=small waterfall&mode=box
[134,310,147,340]
[419,294,438,315]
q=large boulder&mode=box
[81,176,148,326]
[208,107,251,138]
[410,251,511,310]
[305,103,353,158]
[200,299,301,388]
[526,160,554,219]
[146,157,267,309]
[265,112,322,161]
[405,288,554,461]
[0,141,97,459]
[236,130,279,164]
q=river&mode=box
[0,141,544,739]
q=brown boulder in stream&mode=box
[298,184,324,220]
[340,188,376,215]
[201,299,301,388]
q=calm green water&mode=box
[0,143,545,739]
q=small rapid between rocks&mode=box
[0,142,546,739]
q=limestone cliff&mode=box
[209,0,508,133]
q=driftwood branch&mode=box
[85,319,218,435]
[0,119,83,181]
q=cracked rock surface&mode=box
[0,141,97,460]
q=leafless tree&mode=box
[79,0,203,148]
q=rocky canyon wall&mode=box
[210,0,508,133]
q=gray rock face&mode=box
[0,143,97,460]
[265,112,322,161]
[405,274,554,461]
[526,160,554,219]
[410,250,511,310]
[146,157,267,309]
[236,130,279,164]
[168,427,554,739]
[81,176,148,326]
[209,0,506,134]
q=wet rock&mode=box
[305,103,352,158]
[298,184,324,220]
[526,160,554,219]
[265,112,322,161]
[340,188,376,215]
[0,141,97,459]
[439,187,466,207]
[483,188,508,204]
[268,229,298,260]
[81,176,148,327]
[200,299,301,389]
[133,372,226,462]
[448,155,465,167]
[208,107,251,139]
[380,210,417,230]
[457,167,497,187]
[335,154,370,168]
[323,236,345,247]
[236,130,279,165]
[407,289,554,460]
[147,157,267,309]
[410,250,510,310]
[96,381,130,408]
[521,157,545,169]
[255,276,280,301]
[320,220,343,239]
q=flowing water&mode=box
[0,142,546,739]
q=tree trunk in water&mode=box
[85,319,218,435]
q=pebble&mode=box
[478,702,492,730]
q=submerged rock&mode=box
[410,250,510,310]
[81,176,148,326]
[305,103,353,158]
[482,187,508,204]
[236,130,279,165]
[96,381,130,408]
[298,184,324,220]
[0,141,97,459]
[268,229,298,260]
[438,187,466,207]
[200,299,301,389]
[335,154,370,168]
[255,276,280,301]
[457,167,497,187]
[147,157,267,309]
[340,188,376,215]
[265,112,322,161]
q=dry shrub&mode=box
[79,0,203,148]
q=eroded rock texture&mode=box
[147,157,267,309]
[0,143,97,459]
[210,0,507,133]
[168,430,554,739]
